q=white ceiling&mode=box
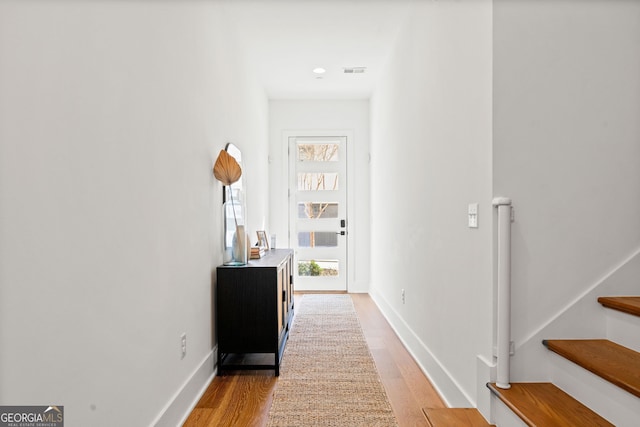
[225,0,414,99]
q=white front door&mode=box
[289,136,347,291]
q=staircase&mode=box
[487,296,640,426]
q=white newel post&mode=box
[493,197,512,389]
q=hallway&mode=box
[2,1,639,425]
[184,294,445,426]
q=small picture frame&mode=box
[257,230,270,250]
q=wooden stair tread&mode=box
[598,296,640,317]
[487,382,614,426]
[422,408,494,427]
[543,339,640,398]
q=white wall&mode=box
[269,100,370,292]
[493,0,640,354]
[0,1,268,426]
[369,0,493,406]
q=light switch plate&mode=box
[468,203,478,228]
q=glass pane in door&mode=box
[297,260,340,277]
[297,143,339,162]
[297,202,339,219]
[297,173,339,191]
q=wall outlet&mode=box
[401,289,406,304]
[181,333,187,359]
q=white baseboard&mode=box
[369,290,472,408]
[152,347,217,427]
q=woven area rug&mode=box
[267,294,398,427]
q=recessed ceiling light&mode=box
[313,67,326,74]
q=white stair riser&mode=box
[605,309,640,352]
[490,393,529,427]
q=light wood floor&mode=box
[183,293,445,427]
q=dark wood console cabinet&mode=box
[216,249,294,376]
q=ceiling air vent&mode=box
[343,67,367,74]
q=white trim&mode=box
[476,354,496,423]
[152,347,216,427]
[516,245,640,350]
[369,290,473,408]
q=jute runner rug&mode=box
[267,294,398,426]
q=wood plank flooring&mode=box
[183,293,445,426]
[422,408,495,427]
